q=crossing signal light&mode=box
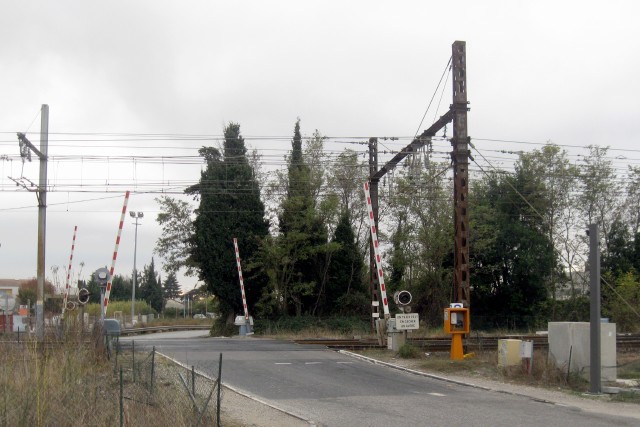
[394,290,412,306]
[78,288,90,305]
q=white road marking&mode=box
[275,362,292,365]
[429,392,446,397]
[305,362,322,365]
[337,361,353,364]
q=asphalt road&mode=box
[122,331,638,427]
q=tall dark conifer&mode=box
[325,211,366,315]
[188,123,269,319]
[277,119,328,316]
[162,271,181,300]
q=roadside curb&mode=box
[340,350,640,421]
[156,351,318,426]
[339,350,560,405]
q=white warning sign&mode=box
[395,313,419,330]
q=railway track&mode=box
[294,334,640,352]
[120,324,210,336]
[3,328,638,352]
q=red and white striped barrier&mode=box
[61,225,78,316]
[363,182,390,319]
[103,191,130,316]
[233,238,250,321]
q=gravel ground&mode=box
[221,383,312,427]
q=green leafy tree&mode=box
[326,211,367,315]
[154,196,196,276]
[187,123,269,320]
[325,148,369,264]
[385,156,454,324]
[603,219,635,278]
[578,145,620,254]
[85,275,101,305]
[625,165,640,236]
[109,274,131,301]
[470,168,555,329]
[162,271,181,300]
[604,272,640,332]
[517,144,580,303]
[17,278,55,307]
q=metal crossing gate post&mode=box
[368,138,381,327]
[233,238,251,322]
[103,191,130,316]
[364,182,390,320]
[62,225,78,317]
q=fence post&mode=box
[119,367,124,427]
[191,365,195,398]
[151,346,156,394]
[217,353,222,426]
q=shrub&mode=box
[398,343,421,359]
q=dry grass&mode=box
[355,346,640,398]
[0,332,120,426]
[0,328,231,426]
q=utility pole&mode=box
[130,211,144,326]
[588,224,602,394]
[16,104,49,341]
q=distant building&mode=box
[165,299,184,310]
[0,279,22,298]
[0,279,22,331]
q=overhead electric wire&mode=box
[413,55,452,139]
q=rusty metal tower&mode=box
[367,41,470,319]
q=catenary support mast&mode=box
[367,41,471,312]
[16,104,49,341]
[451,40,471,307]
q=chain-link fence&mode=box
[114,339,223,426]
[0,330,223,426]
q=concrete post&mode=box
[589,223,601,393]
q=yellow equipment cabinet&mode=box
[444,307,469,334]
[444,307,470,360]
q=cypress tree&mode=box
[162,271,181,300]
[277,119,328,316]
[188,123,269,319]
[326,211,366,315]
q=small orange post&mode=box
[451,333,464,360]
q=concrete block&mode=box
[548,322,617,381]
[498,339,522,367]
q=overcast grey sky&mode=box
[1,1,639,293]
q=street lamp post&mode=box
[130,211,143,326]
